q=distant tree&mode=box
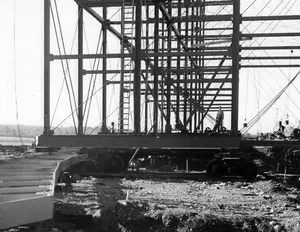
[0,124,92,137]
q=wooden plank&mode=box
[27,154,77,160]
[26,155,52,159]
[0,193,49,202]
[0,180,52,187]
[0,153,51,163]
[0,150,86,229]
[14,159,59,164]
[26,156,66,160]
[56,148,81,153]
[0,167,55,172]
[0,195,54,229]
[0,186,51,194]
[25,153,53,159]
[0,163,57,169]
[0,172,53,176]
[0,175,52,181]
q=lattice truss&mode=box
[44,0,300,135]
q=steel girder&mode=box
[38,134,241,148]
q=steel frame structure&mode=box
[39,0,300,148]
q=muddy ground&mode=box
[4,176,300,232]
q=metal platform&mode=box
[0,149,86,229]
[241,139,300,148]
[38,134,241,149]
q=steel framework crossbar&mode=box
[40,0,300,148]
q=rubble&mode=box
[6,176,300,232]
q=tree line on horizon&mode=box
[0,124,97,137]
[0,124,258,138]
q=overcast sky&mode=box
[1,0,300,134]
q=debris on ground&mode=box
[6,176,299,232]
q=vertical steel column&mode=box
[119,4,125,133]
[134,0,142,134]
[183,5,189,126]
[78,6,84,135]
[144,2,149,133]
[101,7,108,132]
[166,2,172,133]
[176,0,181,123]
[188,6,192,133]
[195,1,200,132]
[160,20,165,132]
[200,1,205,133]
[44,0,51,135]
[153,2,159,134]
[231,0,241,136]
[191,2,196,132]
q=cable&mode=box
[88,90,134,135]
[252,67,298,121]
[242,67,300,135]
[53,62,123,131]
[51,8,81,127]
[83,28,103,122]
[240,0,300,114]
[13,0,24,146]
[239,0,299,127]
[83,36,103,133]
[50,2,78,133]
[244,66,250,123]
[54,0,78,118]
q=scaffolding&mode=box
[40,0,300,148]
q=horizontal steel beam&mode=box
[148,99,232,102]
[242,56,300,60]
[52,54,300,62]
[177,15,300,22]
[76,0,234,7]
[242,64,300,68]
[51,51,229,60]
[176,15,233,22]
[143,35,233,40]
[84,67,232,75]
[83,71,230,76]
[141,89,232,93]
[51,53,130,60]
[242,46,300,50]
[38,134,241,149]
[155,103,232,106]
[142,93,232,97]
[242,15,300,21]
[242,139,300,148]
[108,78,232,85]
[164,107,232,111]
[243,32,300,38]
[150,47,229,51]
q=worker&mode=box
[175,120,188,133]
[111,122,115,134]
[212,107,224,133]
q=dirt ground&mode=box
[6,175,299,232]
[2,149,300,232]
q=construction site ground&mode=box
[2,148,300,232]
[2,174,300,232]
